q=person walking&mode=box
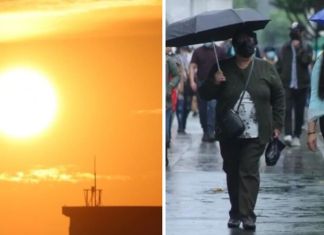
[175,46,192,134]
[166,47,180,165]
[199,29,285,230]
[278,22,313,146]
[307,51,324,151]
[189,43,226,142]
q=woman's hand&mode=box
[214,70,226,85]
[307,121,317,152]
[190,80,197,92]
[307,133,317,152]
[273,129,281,139]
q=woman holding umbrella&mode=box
[199,29,285,230]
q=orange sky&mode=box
[0,1,161,235]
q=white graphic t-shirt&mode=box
[233,91,259,138]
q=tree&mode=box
[271,0,324,52]
[259,10,291,48]
[271,0,324,37]
[232,0,290,49]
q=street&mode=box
[166,114,324,235]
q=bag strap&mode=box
[235,58,255,113]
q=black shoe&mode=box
[206,133,216,142]
[202,133,209,142]
[227,218,240,228]
[177,129,187,135]
[242,217,256,231]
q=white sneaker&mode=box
[291,137,301,147]
[284,135,292,145]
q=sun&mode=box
[0,68,57,138]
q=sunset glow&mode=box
[0,68,57,138]
[0,0,161,42]
[0,0,161,234]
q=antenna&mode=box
[84,156,102,207]
[94,156,96,192]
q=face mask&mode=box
[234,40,255,58]
[266,51,276,60]
[203,42,213,48]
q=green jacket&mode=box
[199,57,285,144]
[278,41,313,89]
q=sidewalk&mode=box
[166,114,324,235]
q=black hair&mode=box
[175,46,190,54]
[289,23,305,40]
[264,46,276,53]
[319,56,324,100]
[232,29,258,46]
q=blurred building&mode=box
[166,0,233,24]
[63,206,162,235]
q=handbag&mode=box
[219,109,245,139]
[265,138,285,166]
[219,59,255,139]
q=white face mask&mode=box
[266,51,276,60]
[203,42,213,48]
[171,47,176,54]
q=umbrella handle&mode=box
[212,42,221,72]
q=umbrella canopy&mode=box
[310,9,324,24]
[166,8,270,47]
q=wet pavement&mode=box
[166,114,324,235]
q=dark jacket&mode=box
[199,57,285,144]
[278,41,313,89]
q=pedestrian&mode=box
[166,47,180,165]
[189,42,227,142]
[278,22,313,146]
[199,29,285,230]
[175,46,192,134]
[307,51,324,151]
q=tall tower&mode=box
[83,156,102,207]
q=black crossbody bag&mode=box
[219,59,255,139]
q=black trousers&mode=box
[284,88,308,137]
[219,138,266,220]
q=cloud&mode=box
[0,0,160,13]
[132,109,162,115]
[0,0,161,41]
[0,166,131,184]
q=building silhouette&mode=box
[63,206,162,235]
[62,158,162,235]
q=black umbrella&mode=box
[166,8,270,47]
[166,8,269,71]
